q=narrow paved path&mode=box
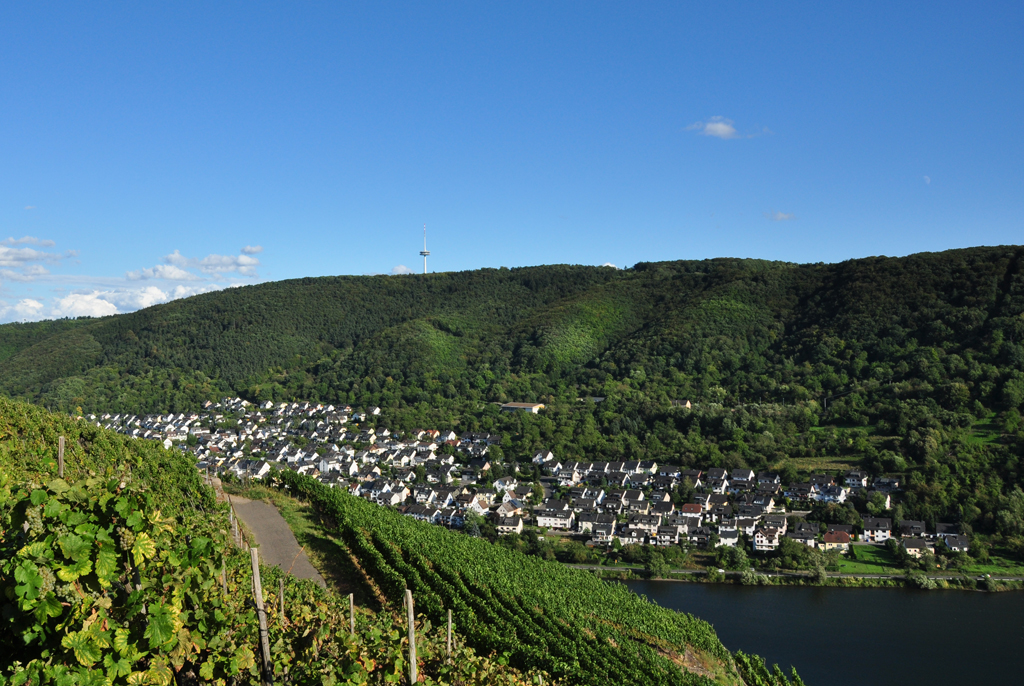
[229,494,326,587]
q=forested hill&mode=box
[3,244,1024,544]
[2,245,1022,422]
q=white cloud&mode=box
[241,245,263,255]
[171,283,224,299]
[687,116,740,140]
[46,283,231,319]
[51,292,120,318]
[198,253,260,275]
[126,264,201,281]
[390,265,414,275]
[13,299,45,320]
[2,236,55,247]
[0,241,265,323]
[924,176,931,185]
[765,211,796,222]
[162,249,261,277]
[163,250,191,268]
[0,245,61,268]
[105,286,170,310]
[601,263,618,268]
[686,116,772,140]
[0,265,50,282]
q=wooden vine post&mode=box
[279,578,285,624]
[349,593,355,635]
[250,548,274,686]
[446,609,452,657]
[406,589,417,684]
[58,436,65,479]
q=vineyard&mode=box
[275,470,806,686]
[0,397,807,685]
[0,399,552,686]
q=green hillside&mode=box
[0,398,804,685]
[0,399,558,685]
[3,246,1024,547]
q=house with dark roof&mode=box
[862,517,892,543]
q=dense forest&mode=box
[2,246,1024,550]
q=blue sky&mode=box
[1,2,1021,321]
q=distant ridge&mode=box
[1,245,1021,419]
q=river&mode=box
[625,580,1024,686]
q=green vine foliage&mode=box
[0,467,552,686]
[0,472,255,686]
[733,652,805,686]
[274,470,770,686]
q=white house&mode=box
[753,527,781,552]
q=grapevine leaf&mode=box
[199,661,214,680]
[234,646,256,671]
[126,672,148,685]
[145,603,176,650]
[132,532,156,566]
[35,592,63,621]
[57,558,93,582]
[96,546,118,586]
[62,630,104,667]
[104,652,133,678]
[59,533,91,562]
[126,511,144,530]
[147,664,173,686]
[113,628,131,654]
[30,489,47,506]
[18,541,51,560]
[47,478,70,495]
[14,562,43,602]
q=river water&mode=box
[625,580,1024,686]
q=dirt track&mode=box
[229,494,326,587]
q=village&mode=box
[84,397,970,564]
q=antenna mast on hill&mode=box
[419,224,430,274]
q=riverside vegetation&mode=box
[2,246,1024,561]
[0,398,803,685]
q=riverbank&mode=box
[568,563,1024,591]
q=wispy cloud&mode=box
[924,176,931,185]
[390,265,414,275]
[23,206,35,210]
[0,246,63,271]
[163,249,261,277]
[687,116,739,139]
[129,248,263,281]
[2,236,56,247]
[686,116,771,140]
[765,211,796,222]
[125,264,201,281]
[0,238,265,323]
[0,266,50,282]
